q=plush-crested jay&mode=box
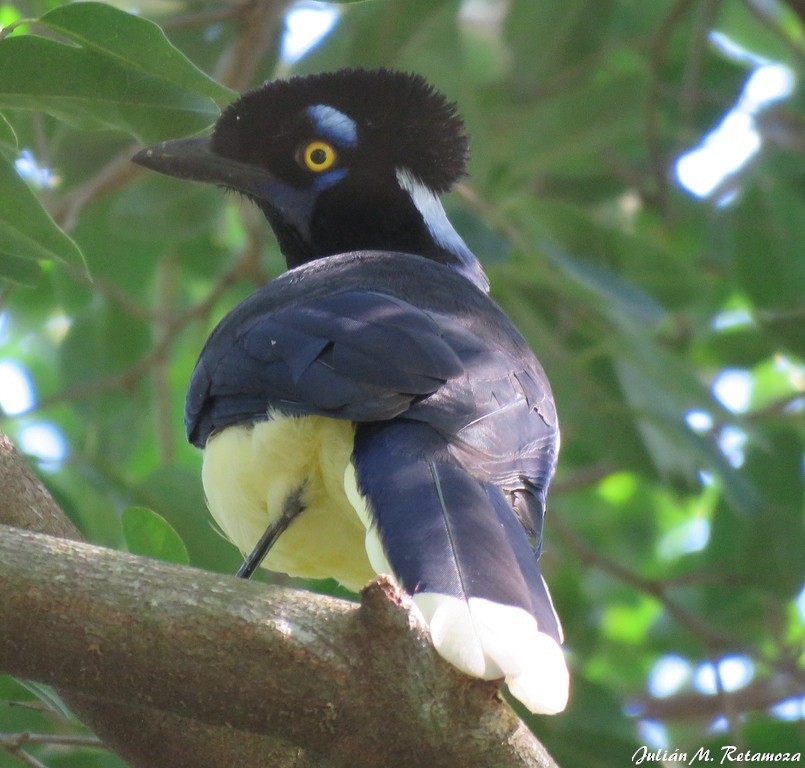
[133,68,568,714]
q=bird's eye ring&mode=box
[300,140,337,173]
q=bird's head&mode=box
[133,68,487,290]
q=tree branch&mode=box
[0,432,559,768]
[0,432,80,540]
[23,261,239,416]
[2,430,306,768]
[643,0,698,208]
[550,513,735,648]
[635,675,805,721]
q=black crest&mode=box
[213,68,469,193]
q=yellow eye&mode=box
[301,140,337,172]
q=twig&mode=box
[0,743,48,768]
[60,260,152,321]
[744,391,805,421]
[0,732,104,749]
[454,183,529,252]
[152,255,179,465]
[550,513,735,648]
[711,648,747,748]
[551,508,805,708]
[22,261,240,416]
[679,0,721,132]
[644,0,698,209]
[746,0,805,66]
[550,463,616,495]
[161,3,253,30]
[213,1,290,91]
[51,146,142,234]
[635,675,805,720]
[43,7,278,230]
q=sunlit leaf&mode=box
[0,3,231,143]
[38,3,235,105]
[0,37,218,142]
[714,1,804,69]
[122,506,190,566]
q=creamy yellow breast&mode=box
[201,414,376,591]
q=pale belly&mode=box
[202,413,570,715]
[201,414,377,591]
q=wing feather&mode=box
[186,288,468,446]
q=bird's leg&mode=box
[236,485,305,579]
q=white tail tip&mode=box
[413,593,569,714]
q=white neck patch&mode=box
[395,168,489,292]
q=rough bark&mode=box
[0,431,558,768]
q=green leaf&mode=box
[0,152,85,281]
[0,250,41,284]
[612,337,761,517]
[742,427,805,596]
[0,4,23,30]
[729,182,805,310]
[540,238,666,331]
[505,0,614,88]
[122,506,190,566]
[715,1,804,69]
[728,182,805,356]
[743,718,805,758]
[137,466,242,574]
[300,0,458,73]
[496,70,648,177]
[0,111,17,151]
[16,680,74,721]
[0,1,235,145]
[0,37,218,143]
[38,3,235,105]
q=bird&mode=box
[132,68,569,715]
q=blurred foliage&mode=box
[1,1,804,766]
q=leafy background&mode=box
[1,0,803,766]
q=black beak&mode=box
[132,136,275,197]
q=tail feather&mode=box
[352,422,568,714]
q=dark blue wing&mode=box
[186,287,475,447]
[187,253,559,563]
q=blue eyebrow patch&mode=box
[308,104,358,147]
